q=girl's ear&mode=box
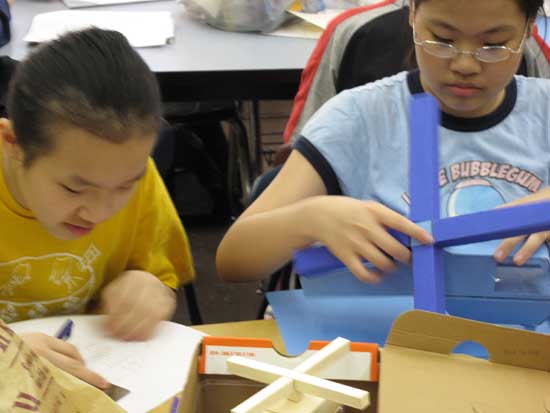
[0,118,15,144]
[527,17,535,38]
[0,118,24,162]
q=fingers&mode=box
[102,276,174,341]
[352,235,399,272]
[48,337,85,364]
[331,238,389,283]
[494,232,549,265]
[341,253,382,283]
[103,285,138,338]
[46,349,109,389]
[102,276,142,336]
[118,313,159,341]
[494,235,525,263]
[512,233,548,265]
[356,224,412,265]
[28,335,109,389]
[369,203,434,245]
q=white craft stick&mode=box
[295,337,350,374]
[227,356,369,410]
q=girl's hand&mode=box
[19,332,109,389]
[494,188,550,265]
[304,196,434,283]
[100,271,176,341]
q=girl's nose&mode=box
[449,51,482,77]
[78,195,116,225]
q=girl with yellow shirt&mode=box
[0,28,194,387]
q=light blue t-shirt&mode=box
[296,71,550,219]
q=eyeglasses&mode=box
[412,21,528,63]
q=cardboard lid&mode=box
[380,311,550,412]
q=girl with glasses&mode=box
[217,0,550,285]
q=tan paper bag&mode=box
[0,319,125,413]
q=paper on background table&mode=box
[9,315,205,413]
[268,19,323,39]
[287,8,343,29]
[24,10,174,48]
[63,0,166,9]
[266,8,343,39]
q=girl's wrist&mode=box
[288,196,326,250]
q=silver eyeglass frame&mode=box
[412,20,528,63]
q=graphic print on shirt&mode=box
[440,161,543,194]
[447,179,504,217]
[0,244,101,322]
[402,161,543,216]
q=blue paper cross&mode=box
[294,93,550,315]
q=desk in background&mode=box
[2,0,318,181]
[1,0,317,101]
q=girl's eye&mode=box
[118,184,134,192]
[433,34,453,43]
[61,184,81,194]
[484,42,505,47]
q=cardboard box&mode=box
[380,310,550,412]
[153,312,550,413]
[199,336,379,381]
[178,334,379,413]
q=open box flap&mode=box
[379,310,550,412]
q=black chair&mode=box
[155,100,256,324]
[162,101,254,219]
[153,124,204,325]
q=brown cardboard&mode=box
[177,375,377,413]
[380,310,550,412]
[154,311,550,413]
[0,320,125,413]
[149,320,286,413]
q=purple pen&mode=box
[170,396,180,413]
[55,319,74,341]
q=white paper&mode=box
[24,10,174,48]
[268,19,323,39]
[287,8,343,30]
[9,315,205,413]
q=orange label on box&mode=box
[199,336,379,382]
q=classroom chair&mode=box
[153,124,204,325]
[162,101,254,222]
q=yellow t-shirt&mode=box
[0,151,195,323]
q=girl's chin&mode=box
[439,97,490,118]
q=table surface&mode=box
[1,0,317,73]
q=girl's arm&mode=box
[216,150,434,282]
[216,150,326,282]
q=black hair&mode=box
[7,28,161,166]
[412,0,544,19]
